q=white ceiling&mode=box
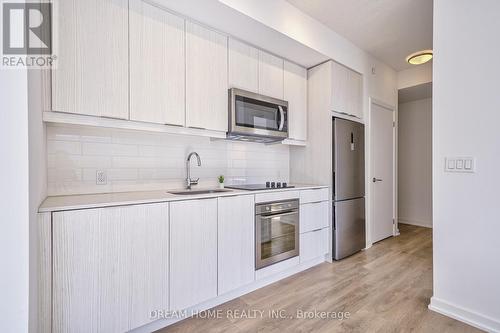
[287,0,433,71]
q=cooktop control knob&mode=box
[271,182,276,188]
[277,182,282,188]
[266,181,271,188]
[283,182,287,188]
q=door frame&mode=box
[367,97,398,248]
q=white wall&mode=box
[397,62,433,89]
[0,69,30,333]
[430,0,500,331]
[398,98,432,228]
[46,124,290,195]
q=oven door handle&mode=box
[278,105,285,131]
[260,211,297,219]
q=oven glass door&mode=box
[235,95,287,133]
[256,210,299,269]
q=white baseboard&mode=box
[429,297,500,333]
[398,218,432,228]
[132,256,326,333]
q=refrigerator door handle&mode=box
[372,177,383,182]
[332,171,336,200]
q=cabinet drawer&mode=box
[300,201,329,233]
[300,188,329,204]
[255,190,299,203]
[300,228,329,263]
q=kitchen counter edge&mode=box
[39,185,329,213]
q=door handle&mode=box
[372,178,383,183]
[260,211,297,219]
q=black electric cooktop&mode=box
[226,183,294,191]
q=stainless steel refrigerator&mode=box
[333,118,366,260]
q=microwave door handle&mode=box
[278,105,284,131]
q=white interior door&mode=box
[371,101,395,243]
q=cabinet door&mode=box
[186,22,228,131]
[258,50,284,99]
[228,38,259,92]
[331,61,349,114]
[284,61,307,141]
[52,203,169,333]
[218,195,255,295]
[129,0,185,126]
[300,201,329,233]
[52,0,128,119]
[300,228,329,263]
[170,198,218,310]
[348,70,363,119]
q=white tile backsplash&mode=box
[47,124,290,195]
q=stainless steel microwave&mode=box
[228,88,288,143]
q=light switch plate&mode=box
[445,157,475,173]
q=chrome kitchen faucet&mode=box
[186,152,202,189]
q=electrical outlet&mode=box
[96,170,107,185]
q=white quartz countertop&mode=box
[39,184,329,213]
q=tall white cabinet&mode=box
[185,22,228,131]
[52,203,169,333]
[129,0,185,126]
[218,195,255,295]
[51,0,129,119]
[284,60,307,141]
[169,198,218,310]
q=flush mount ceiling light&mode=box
[406,50,433,65]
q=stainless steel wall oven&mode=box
[255,199,299,269]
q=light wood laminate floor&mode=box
[158,224,482,333]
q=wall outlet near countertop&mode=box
[96,170,108,185]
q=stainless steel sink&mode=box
[168,189,233,195]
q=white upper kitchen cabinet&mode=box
[185,22,228,132]
[348,69,363,119]
[284,60,307,141]
[331,61,349,115]
[170,198,218,310]
[51,0,128,119]
[258,50,284,99]
[218,195,255,295]
[331,61,363,119]
[228,38,259,93]
[52,203,169,333]
[129,0,185,126]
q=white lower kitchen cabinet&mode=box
[218,195,255,295]
[52,203,169,333]
[300,228,329,263]
[300,201,329,233]
[170,198,218,310]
